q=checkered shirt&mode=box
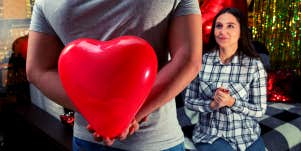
[185,50,267,151]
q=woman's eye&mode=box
[228,24,235,28]
[215,24,223,29]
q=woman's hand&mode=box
[213,87,235,109]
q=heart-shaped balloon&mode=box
[58,36,157,138]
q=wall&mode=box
[0,0,33,95]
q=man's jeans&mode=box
[73,137,185,151]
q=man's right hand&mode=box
[86,116,148,146]
[86,124,116,146]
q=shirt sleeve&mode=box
[231,61,267,118]
[29,0,56,35]
[174,0,201,17]
[184,74,214,113]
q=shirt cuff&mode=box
[205,104,213,112]
[230,97,243,112]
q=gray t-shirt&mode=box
[30,0,200,150]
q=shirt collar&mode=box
[212,49,240,65]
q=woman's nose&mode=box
[218,28,227,35]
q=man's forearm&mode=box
[30,69,76,110]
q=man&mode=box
[26,0,202,150]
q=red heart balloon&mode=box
[58,36,157,138]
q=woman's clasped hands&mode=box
[211,87,235,110]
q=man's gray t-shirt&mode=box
[30,0,200,150]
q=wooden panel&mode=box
[2,0,27,19]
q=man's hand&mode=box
[95,134,115,146]
[118,119,139,140]
[86,116,148,145]
[86,124,116,146]
[118,116,148,140]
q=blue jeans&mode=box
[73,137,185,151]
[194,137,265,151]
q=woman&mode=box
[185,7,267,151]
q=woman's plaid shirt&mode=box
[185,50,267,151]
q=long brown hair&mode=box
[205,7,259,59]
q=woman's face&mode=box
[214,13,240,50]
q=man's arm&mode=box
[135,14,202,121]
[26,31,76,110]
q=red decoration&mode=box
[12,35,28,60]
[218,87,229,93]
[58,36,157,138]
[267,70,295,102]
[60,111,74,126]
[200,0,248,44]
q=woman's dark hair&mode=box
[205,7,259,59]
